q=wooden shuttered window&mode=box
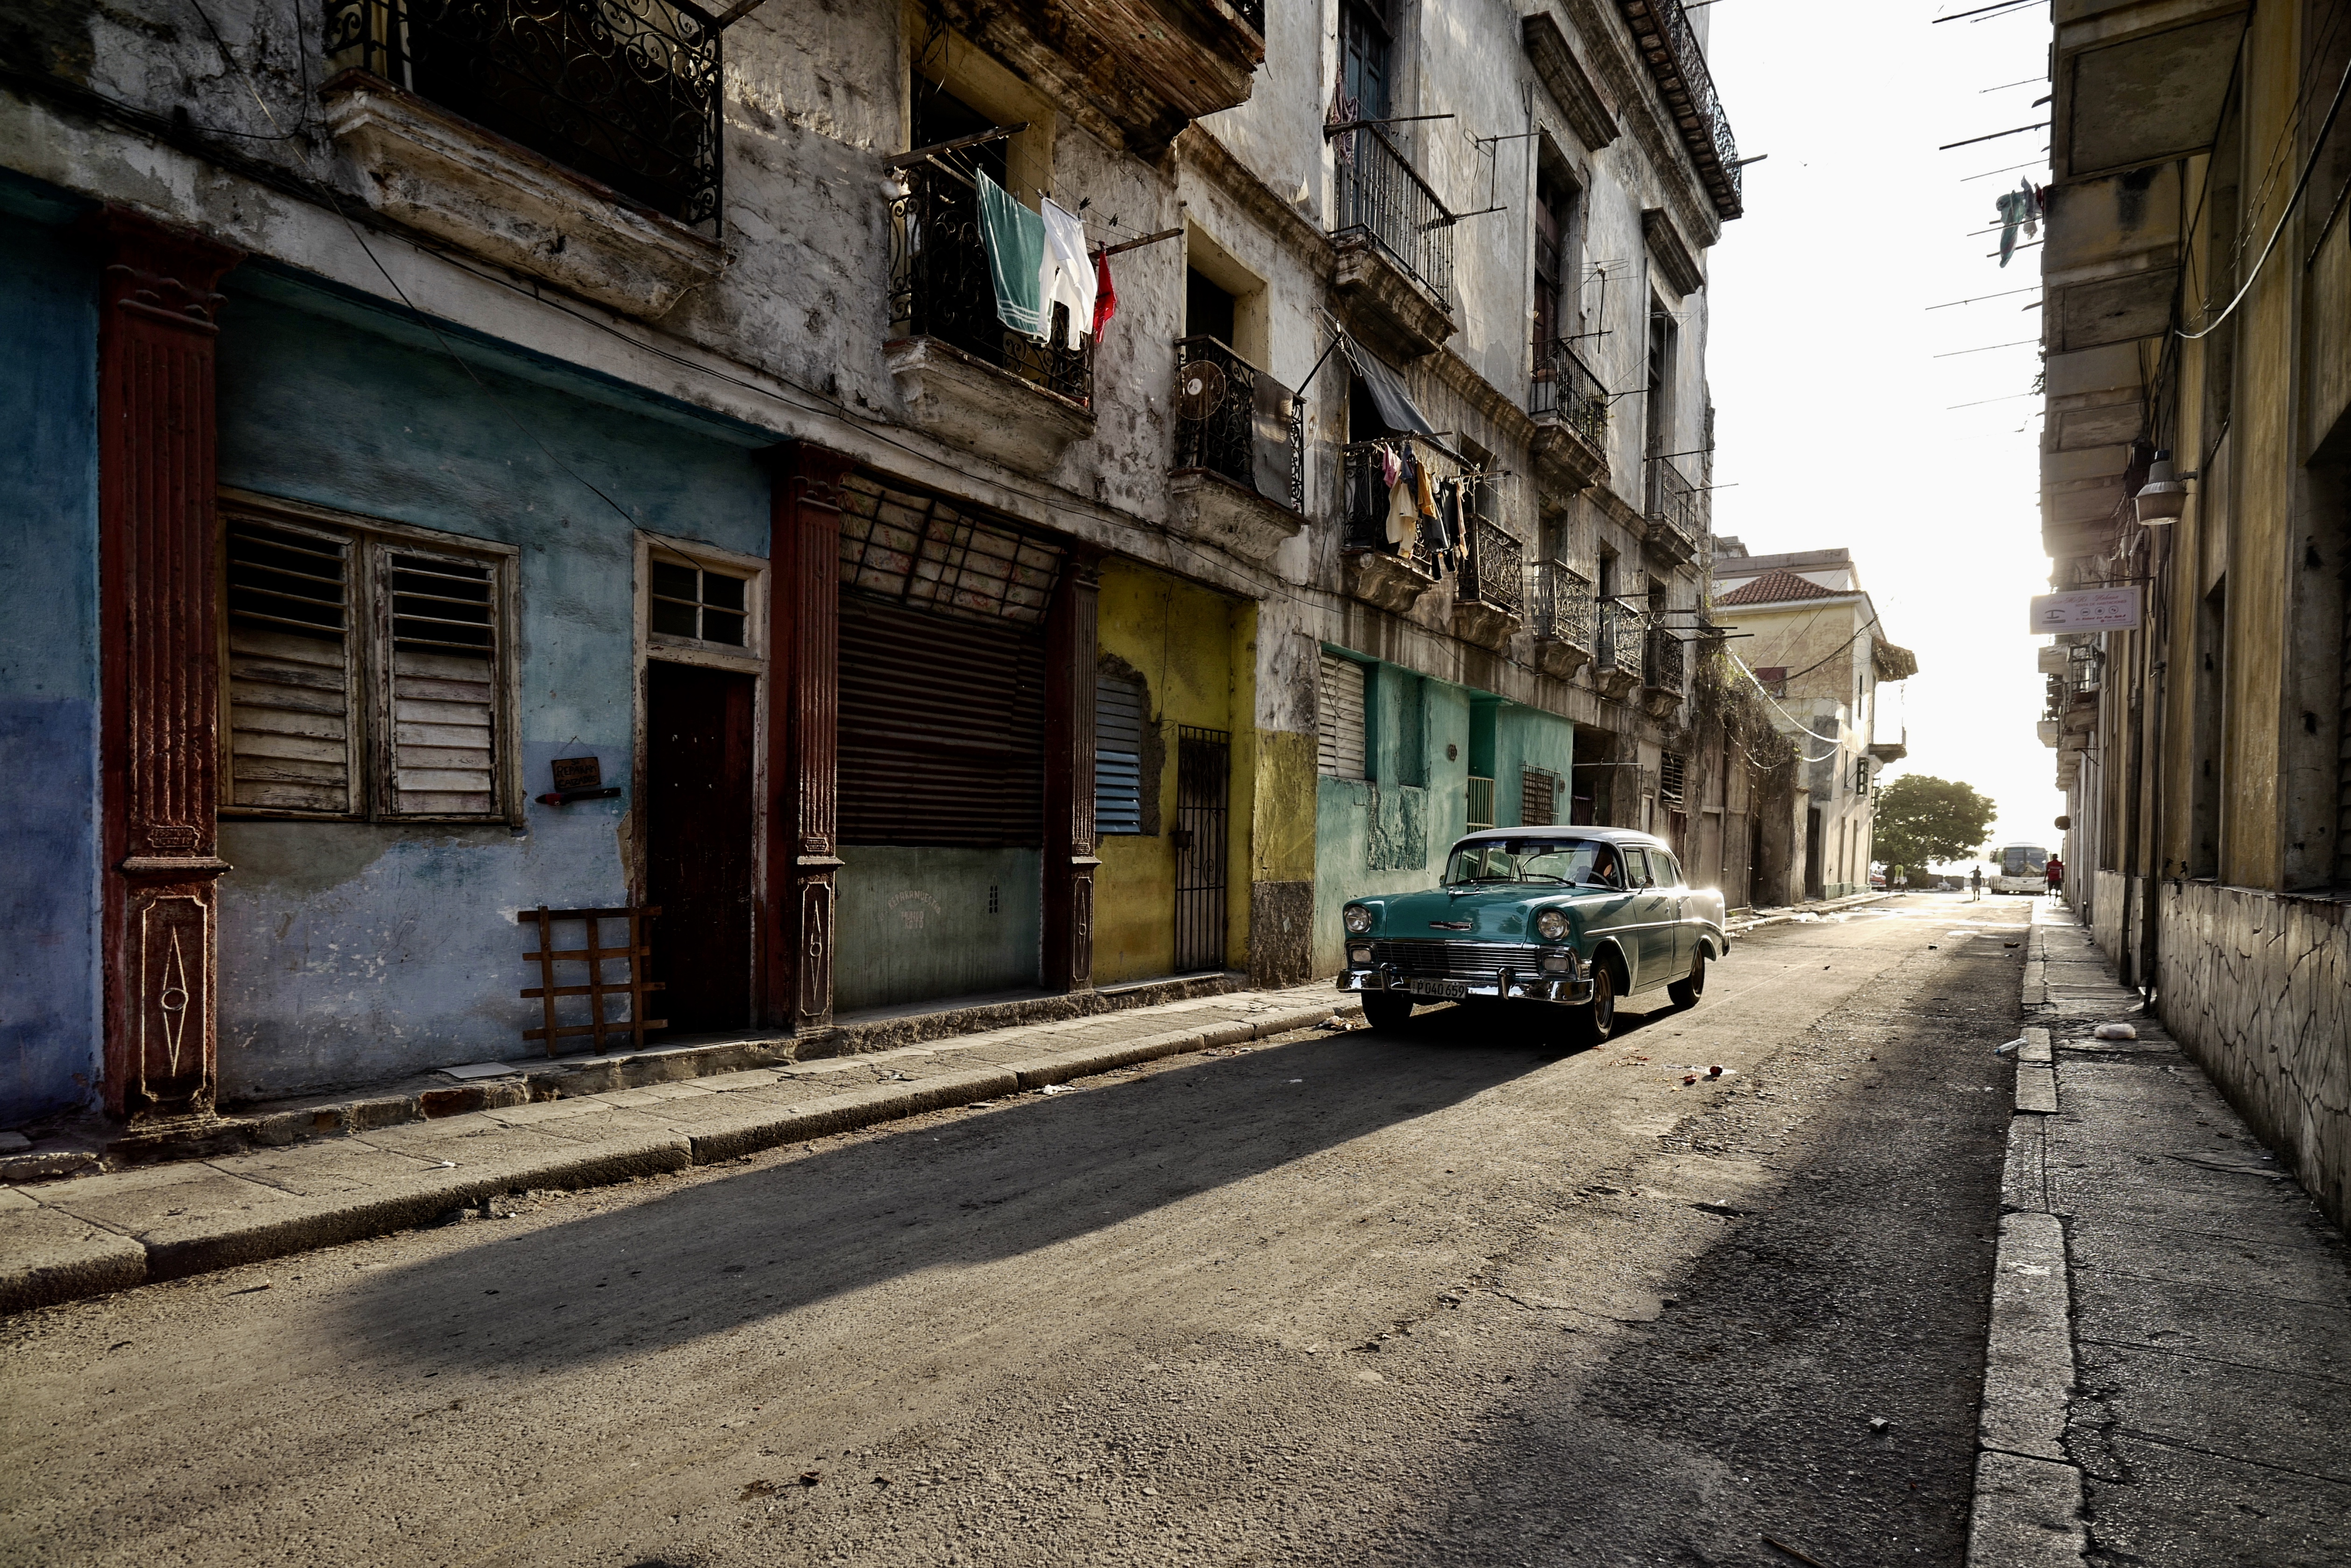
[1318,653,1367,779]
[1095,670,1147,836]
[387,551,499,815]
[225,521,359,813]
[221,508,510,820]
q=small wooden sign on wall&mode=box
[539,755,621,806]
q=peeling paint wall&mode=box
[0,214,101,1125]
[1313,660,1475,974]
[212,279,770,1101]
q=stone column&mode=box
[762,441,853,1031]
[88,207,242,1122]
[1042,551,1102,992]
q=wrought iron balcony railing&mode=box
[1530,563,1596,647]
[1341,438,1448,576]
[1229,0,1264,32]
[1615,0,1744,221]
[890,162,1094,405]
[1173,336,1304,513]
[1645,628,1687,692]
[1598,605,1646,680]
[325,0,723,232]
[1332,123,1456,305]
[1645,453,1707,540]
[1456,517,1525,619]
[1528,338,1610,449]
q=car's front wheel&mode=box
[1560,962,1617,1048]
[1668,950,1707,1010]
[1360,991,1415,1031]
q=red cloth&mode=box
[1091,248,1117,338]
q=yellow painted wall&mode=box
[1094,560,1247,983]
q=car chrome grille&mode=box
[1369,940,1544,981]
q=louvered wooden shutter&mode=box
[1318,654,1367,779]
[385,549,499,815]
[1095,670,1147,835]
[223,520,357,813]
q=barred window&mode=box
[1317,654,1368,780]
[1521,766,1560,827]
[222,506,513,821]
[1660,751,1687,805]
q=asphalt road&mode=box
[2,892,2031,1568]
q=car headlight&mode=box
[1343,904,1375,935]
[1535,908,1569,941]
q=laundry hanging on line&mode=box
[976,171,1048,338]
[1039,198,1096,340]
[1993,181,2044,268]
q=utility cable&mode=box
[2180,42,2351,339]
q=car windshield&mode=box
[1443,838,1621,889]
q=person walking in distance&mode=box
[1970,864,1984,902]
[2045,853,2065,897]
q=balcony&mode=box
[319,0,725,315]
[1614,0,1744,222]
[1641,628,1687,718]
[1642,454,1705,566]
[1528,339,1611,499]
[886,162,1096,478]
[1528,563,1596,680]
[1169,336,1305,565]
[1594,605,1645,701]
[1340,438,1444,614]
[1452,517,1525,650]
[932,0,1263,154]
[1331,126,1458,360]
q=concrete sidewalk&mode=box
[0,983,1361,1314]
[1968,903,2351,1567]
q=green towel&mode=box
[976,171,1047,339]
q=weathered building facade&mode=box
[2032,0,2351,1226]
[1711,545,1916,900]
[0,0,1763,1133]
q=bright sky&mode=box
[1705,0,2064,868]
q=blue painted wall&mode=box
[1491,705,1578,828]
[0,222,101,1126]
[212,275,772,1099]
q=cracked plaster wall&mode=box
[2153,880,2351,1230]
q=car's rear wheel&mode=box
[1668,950,1708,1010]
[1561,962,1617,1048]
[1360,991,1415,1031]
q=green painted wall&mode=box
[1491,705,1579,827]
[1311,659,1576,972]
[834,847,1041,1012]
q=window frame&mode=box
[641,534,766,671]
[217,489,521,826]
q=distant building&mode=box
[1710,550,1916,900]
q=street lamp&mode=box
[2132,451,2196,524]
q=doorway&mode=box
[645,660,756,1033]
[1173,726,1230,972]
[1804,806,1825,901]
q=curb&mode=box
[1,1000,1358,1315]
[1966,922,2090,1566]
[1725,892,1893,936]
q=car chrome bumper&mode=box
[1336,969,1594,1006]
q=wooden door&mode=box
[647,661,757,1033]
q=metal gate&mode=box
[1173,727,1230,972]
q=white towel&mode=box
[1039,198,1098,343]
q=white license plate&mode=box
[1406,978,1468,1000]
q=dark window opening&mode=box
[1186,268,1238,349]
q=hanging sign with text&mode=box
[2029,588,2139,633]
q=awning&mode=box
[1340,337,1435,438]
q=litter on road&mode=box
[2093,1023,2139,1040]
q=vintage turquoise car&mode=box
[1334,827,1727,1045]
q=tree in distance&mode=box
[1873,775,1997,870]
